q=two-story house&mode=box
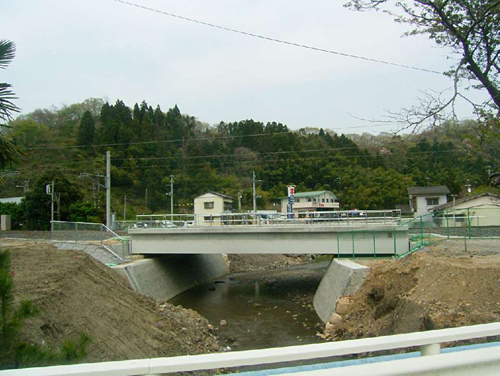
[280,190,339,215]
[407,186,450,218]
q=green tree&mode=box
[0,40,19,171]
[7,119,50,148]
[76,111,96,149]
[22,171,83,230]
[68,202,101,223]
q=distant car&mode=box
[132,222,148,229]
[184,221,194,227]
[161,220,177,228]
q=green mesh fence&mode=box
[398,207,500,258]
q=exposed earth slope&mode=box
[2,240,219,364]
[326,240,500,340]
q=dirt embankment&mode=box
[325,240,500,340]
[2,240,219,364]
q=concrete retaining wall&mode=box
[113,254,229,301]
[313,259,370,323]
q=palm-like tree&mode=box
[0,39,19,170]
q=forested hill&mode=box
[1,98,497,228]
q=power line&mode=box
[112,0,442,75]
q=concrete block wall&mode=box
[113,254,229,301]
[313,260,370,323]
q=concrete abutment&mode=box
[314,259,371,323]
[113,254,230,301]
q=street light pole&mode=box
[252,171,261,224]
[170,175,174,220]
[105,151,111,229]
[123,195,127,221]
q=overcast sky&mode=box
[3,0,486,134]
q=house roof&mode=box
[407,186,450,196]
[430,193,500,211]
[281,190,337,199]
[196,191,233,201]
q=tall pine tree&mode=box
[76,110,95,148]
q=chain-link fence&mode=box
[51,221,131,262]
[398,207,500,258]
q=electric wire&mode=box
[112,0,442,75]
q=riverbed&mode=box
[170,261,329,350]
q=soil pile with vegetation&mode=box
[2,240,219,366]
[325,240,500,340]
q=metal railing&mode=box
[3,322,499,375]
[51,221,131,262]
[127,210,401,229]
[397,207,500,258]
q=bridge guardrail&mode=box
[126,210,402,229]
[3,322,500,375]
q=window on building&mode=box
[308,198,311,202]
[426,197,439,206]
[322,198,325,203]
[204,201,215,209]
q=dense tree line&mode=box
[0,98,497,229]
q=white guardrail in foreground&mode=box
[1,322,500,376]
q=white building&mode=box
[280,190,339,215]
[0,197,24,204]
[193,191,233,226]
[407,186,450,218]
[430,193,500,227]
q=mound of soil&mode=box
[326,240,500,340]
[3,240,219,364]
[228,254,312,273]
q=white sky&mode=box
[3,0,487,134]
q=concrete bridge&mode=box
[118,221,409,323]
[128,224,409,256]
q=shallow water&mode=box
[170,262,329,350]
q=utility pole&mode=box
[123,195,127,221]
[106,151,111,229]
[46,181,54,233]
[170,175,174,219]
[238,191,242,211]
[252,171,261,223]
[79,173,105,208]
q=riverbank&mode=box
[2,237,499,367]
[323,240,500,341]
[1,240,219,365]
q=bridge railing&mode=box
[127,210,402,229]
[4,322,500,375]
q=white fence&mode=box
[2,322,499,375]
[125,210,402,229]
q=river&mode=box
[170,261,329,351]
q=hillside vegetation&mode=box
[1,98,498,228]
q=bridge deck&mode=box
[129,224,409,255]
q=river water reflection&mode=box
[170,262,329,350]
